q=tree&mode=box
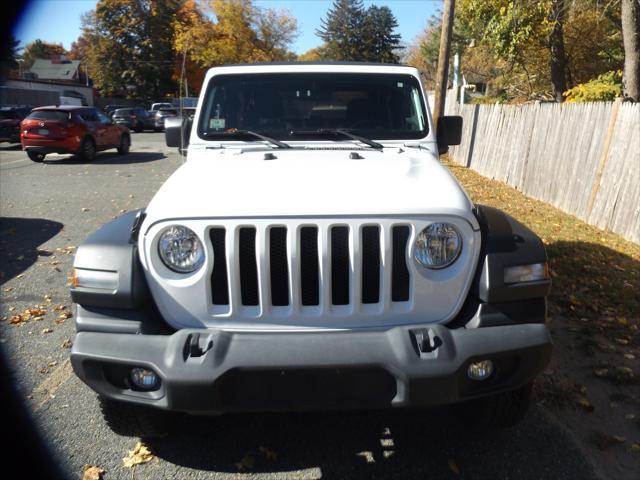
[548,0,567,102]
[173,0,299,70]
[362,6,403,63]
[451,0,625,101]
[22,39,66,70]
[82,0,180,100]
[0,36,21,77]
[317,0,368,61]
[621,0,640,100]
[316,0,403,62]
[68,34,91,61]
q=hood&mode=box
[143,147,478,229]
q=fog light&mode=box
[130,368,159,390]
[467,360,494,380]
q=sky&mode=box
[12,0,440,55]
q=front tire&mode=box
[27,151,45,162]
[459,382,533,429]
[117,134,130,155]
[79,137,96,162]
[99,396,170,438]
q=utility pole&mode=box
[433,0,456,129]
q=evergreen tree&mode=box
[363,6,402,63]
[316,0,367,61]
[316,0,402,62]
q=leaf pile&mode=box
[446,160,640,347]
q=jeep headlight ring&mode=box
[414,223,462,269]
[157,225,205,273]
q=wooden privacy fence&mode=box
[446,99,640,245]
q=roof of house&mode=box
[29,59,80,81]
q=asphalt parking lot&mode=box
[1,133,599,480]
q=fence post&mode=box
[586,98,622,218]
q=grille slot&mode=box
[239,227,259,306]
[300,227,320,306]
[361,226,381,304]
[269,227,289,306]
[392,226,411,302]
[331,226,350,305]
[210,228,229,305]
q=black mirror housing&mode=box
[436,116,463,153]
[165,116,192,151]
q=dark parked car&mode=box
[0,106,32,143]
[103,105,128,118]
[152,108,178,131]
[112,108,155,132]
[21,106,130,162]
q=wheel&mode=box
[98,396,170,438]
[458,382,533,429]
[79,137,96,162]
[27,151,45,162]
[117,134,130,155]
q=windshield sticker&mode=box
[209,118,226,130]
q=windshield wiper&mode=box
[202,129,291,149]
[289,129,383,150]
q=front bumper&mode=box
[71,323,552,414]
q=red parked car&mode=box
[21,106,131,162]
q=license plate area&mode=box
[217,367,397,410]
[37,129,49,135]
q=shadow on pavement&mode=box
[147,406,596,479]
[0,143,22,151]
[0,217,64,285]
[42,151,166,165]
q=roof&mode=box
[29,59,80,81]
[33,105,87,111]
[205,62,420,80]
[221,61,411,67]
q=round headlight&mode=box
[414,223,462,269]
[157,225,205,273]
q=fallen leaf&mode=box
[631,443,640,452]
[41,328,53,334]
[259,446,278,461]
[594,368,609,378]
[62,339,73,349]
[54,304,66,311]
[82,465,104,480]
[9,315,25,325]
[123,441,154,468]
[578,398,594,412]
[235,453,256,471]
[448,459,460,475]
[82,208,89,212]
[59,310,73,319]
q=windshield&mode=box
[198,73,428,141]
[26,110,70,121]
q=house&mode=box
[28,58,81,83]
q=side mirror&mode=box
[165,116,193,154]
[436,115,463,155]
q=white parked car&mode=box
[70,63,552,437]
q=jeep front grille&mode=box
[208,222,411,314]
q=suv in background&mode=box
[152,107,178,131]
[151,102,174,111]
[0,106,32,143]
[112,108,155,132]
[21,106,130,162]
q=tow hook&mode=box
[412,329,443,354]
[185,333,213,358]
